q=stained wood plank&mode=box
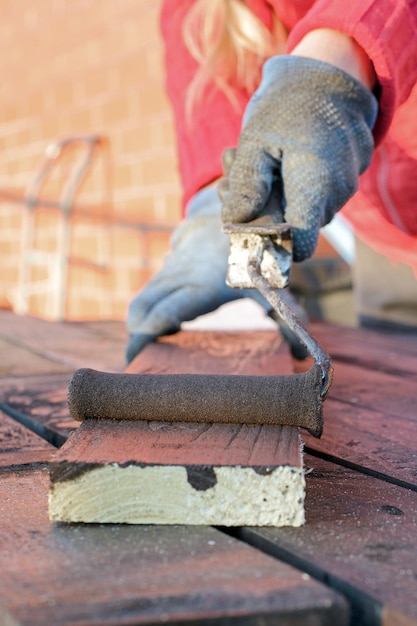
[49,420,305,526]
[49,331,306,526]
[239,455,417,626]
[305,397,417,489]
[312,322,417,377]
[328,361,417,421]
[0,410,54,468]
[0,469,349,626]
[300,326,417,488]
[4,317,416,489]
[3,311,417,623]
[0,336,71,376]
[0,310,125,372]
[126,329,293,376]
[0,373,76,445]
[51,419,302,469]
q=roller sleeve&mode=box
[68,367,324,437]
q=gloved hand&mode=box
[220,56,378,262]
[126,187,273,363]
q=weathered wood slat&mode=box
[0,469,349,626]
[327,361,417,421]
[305,397,417,489]
[303,325,417,489]
[0,410,54,468]
[0,310,126,372]
[126,329,293,376]
[0,373,77,446]
[51,419,302,469]
[4,321,416,490]
[312,322,417,376]
[3,311,417,624]
[0,329,292,444]
[0,336,71,376]
[239,455,417,626]
[49,420,305,526]
[49,331,307,526]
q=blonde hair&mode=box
[183,0,287,118]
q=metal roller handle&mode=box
[247,249,333,399]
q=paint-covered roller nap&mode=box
[67,366,324,436]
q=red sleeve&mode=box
[160,1,273,210]
[161,1,417,209]
[286,0,417,143]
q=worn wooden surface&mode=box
[126,329,293,376]
[0,373,76,445]
[1,463,347,625]
[49,331,306,526]
[302,324,417,489]
[0,409,54,468]
[0,310,126,375]
[4,319,416,487]
[2,310,417,625]
[312,323,417,378]
[239,454,417,626]
[49,420,305,526]
[0,311,125,443]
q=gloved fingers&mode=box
[126,285,291,364]
[126,332,159,364]
[221,148,277,224]
[126,230,228,335]
[218,149,237,206]
[217,176,229,206]
[126,274,178,336]
[126,289,193,364]
[126,282,186,363]
[281,152,332,262]
[126,291,271,365]
[126,285,245,363]
[222,148,237,176]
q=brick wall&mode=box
[0,0,181,321]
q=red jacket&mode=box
[160,0,417,274]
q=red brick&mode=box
[141,153,179,187]
[137,85,170,118]
[0,0,182,321]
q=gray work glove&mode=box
[220,56,378,262]
[126,187,273,363]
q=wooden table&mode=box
[1,310,416,626]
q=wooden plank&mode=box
[0,310,126,372]
[300,326,417,489]
[0,469,349,626]
[0,336,71,376]
[327,361,417,422]
[312,322,417,376]
[126,329,294,376]
[239,455,417,626]
[4,317,415,488]
[49,330,307,526]
[0,373,77,445]
[6,333,417,488]
[49,420,305,526]
[305,397,417,489]
[0,410,54,468]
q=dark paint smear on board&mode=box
[50,460,281,489]
[185,466,218,491]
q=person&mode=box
[126,0,417,364]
